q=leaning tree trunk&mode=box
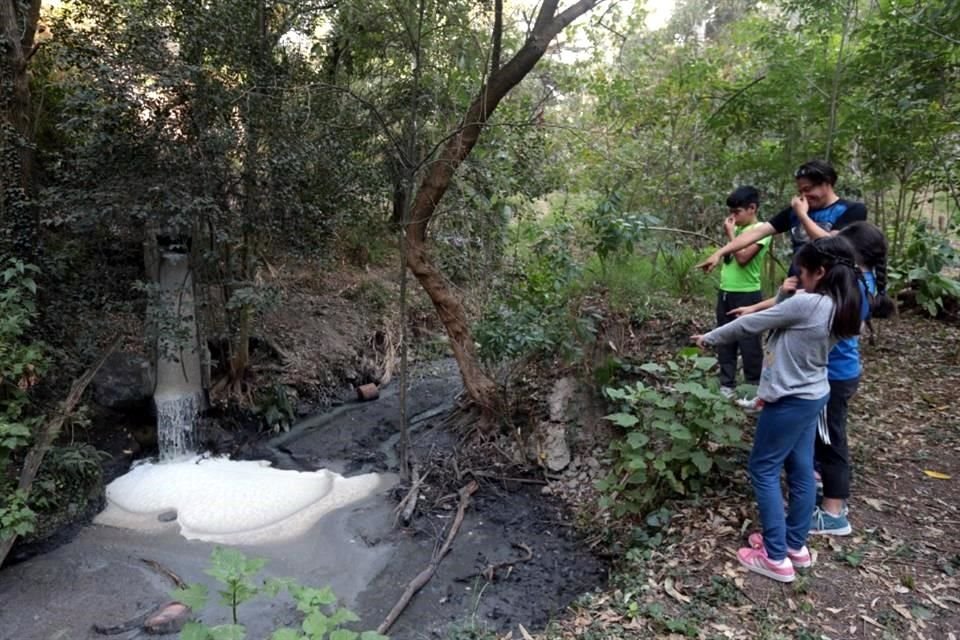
[404,0,603,420]
[0,0,42,262]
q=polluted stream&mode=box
[0,360,607,639]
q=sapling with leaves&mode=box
[174,547,388,640]
[598,350,747,516]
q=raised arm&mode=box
[696,222,776,272]
[727,295,777,317]
[792,196,830,240]
[697,294,811,346]
[728,277,799,317]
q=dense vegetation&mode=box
[1,0,958,553]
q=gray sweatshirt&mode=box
[703,292,836,402]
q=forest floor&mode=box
[539,312,960,640]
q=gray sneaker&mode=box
[720,386,736,400]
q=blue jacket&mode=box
[828,271,876,381]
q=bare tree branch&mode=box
[490,0,503,75]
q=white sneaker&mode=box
[736,397,763,414]
[720,387,736,400]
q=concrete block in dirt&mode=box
[523,377,578,472]
[548,377,578,423]
[92,352,154,411]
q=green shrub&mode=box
[254,383,297,433]
[889,221,960,316]
[0,260,47,542]
[653,245,717,302]
[175,547,387,640]
[584,190,661,267]
[28,444,105,514]
[597,350,747,517]
[475,220,585,363]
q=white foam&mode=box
[95,457,392,545]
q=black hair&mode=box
[793,236,862,339]
[726,186,760,209]
[794,160,838,186]
[838,222,895,319]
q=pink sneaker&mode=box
[737,545,796,582]
[748,533,813,568]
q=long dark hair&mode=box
[838,222,895,319]
[794,236,862,339]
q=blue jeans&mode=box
[749,394,829,560]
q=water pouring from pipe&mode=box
[154,250,205,460]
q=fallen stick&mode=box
[470,470,547,485]
[377,480,479,634]
[395,465,428,527]
[456,542,534,582]
[140,558,186,589]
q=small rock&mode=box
[144,602,191,635]
[541,484,553,496]
[157,510,178,523]
[586,457,601,470]
[540,422,571,472]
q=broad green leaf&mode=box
[172,583,209,611]
[626,431,649,448]
[328,608,360,626]
[209,625,246,640]
[302,612,331,637]
[690,450,712,474]
[605,412,639,427]
[264,577,298,598]
[180,622,211,640]
[693,357,717,371]
[329,631,359,640]
[293,585,338,610]
[270,629,303,640]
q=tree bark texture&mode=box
[404,0,602,418]
[0,0,42,261]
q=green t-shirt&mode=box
[719,222,770,292]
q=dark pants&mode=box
[815,377,860,500]
[715,290,764,389]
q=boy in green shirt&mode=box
[716,186,770,398]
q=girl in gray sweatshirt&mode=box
[692,236,862,583]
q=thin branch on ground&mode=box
[377,481,479,634]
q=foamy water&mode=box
[95,457,392,545]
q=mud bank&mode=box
[0,360,607,639]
